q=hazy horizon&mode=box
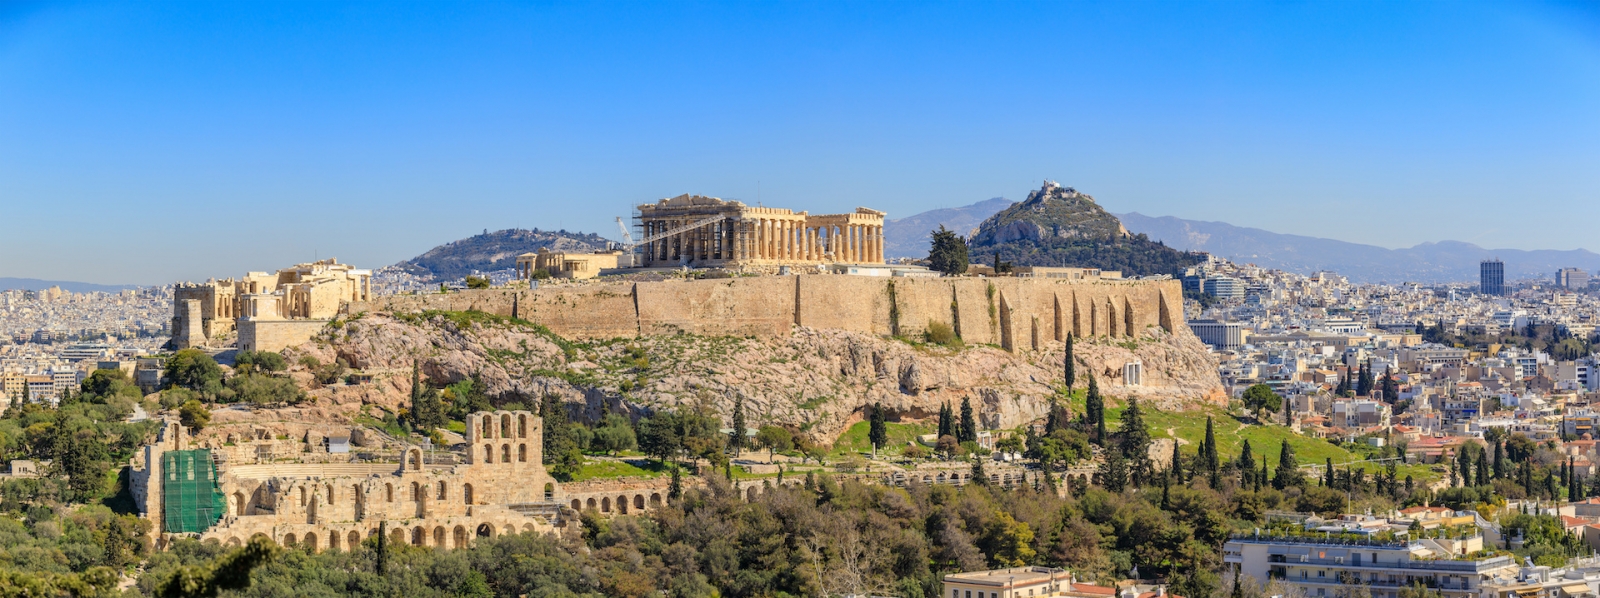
[3,1,1598,285]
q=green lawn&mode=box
[1106,404,1435,483]
[831,420,933,456]
[570,459,666,482]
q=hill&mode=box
[395,228,611,281]
[1117,212,1600,284]
[966,182,1204,276]
[883,197,1012,259]
[0,277,139,293]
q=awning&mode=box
[1560,583,1590,595]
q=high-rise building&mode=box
[1480,259,1504,296]
[1556,267,1590,290]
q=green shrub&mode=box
[924,320,961,348]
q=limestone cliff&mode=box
[286,312,1223,441]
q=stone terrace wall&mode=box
[351,276,1188,350]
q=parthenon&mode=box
[635,194,886,267]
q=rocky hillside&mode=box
[395,228,612,281]
[968,182,1204,277]
[285,311,1223,441]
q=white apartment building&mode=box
[1225,534,1517,598]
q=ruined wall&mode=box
[238,319,330,353]
[356,276,1188,350]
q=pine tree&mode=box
[1381,370,1398,402]
[1064,335,1076,391]
[927,225,970,275]
[958,397,977,443]
[1238,440,1257,489]
[729,394,747,455]
[1273,441,1301,489]
[868,402,888,451]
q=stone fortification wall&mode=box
[238,318,331,353]
[351,275,1187,349]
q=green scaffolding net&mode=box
[162,449,226,534]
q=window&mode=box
[1319,571,1326,578]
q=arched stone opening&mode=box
[633,494,644,510]
[649,493,662,507]
[586,497,596,510]
[483,444,493,463]
[434,526,445,547]
[411,526,425,546]
[747,487,759,501]
[226,537,242,547]
[412,482,422,501]
[233,491,246,516]
[408,448,422,471]
[385,483,394,502]
[437,481,447,501]
[519,444,528,462]
[284,533,297,547]
[463,483,474,505]
[390,528,405,546]
[454,525,469,549]
[329,531,340,551]
[476,523,493,538]
[348,530,360,548]
[518,414,527,438]
[571,499,581,510]
[601,497,611,513]
[501,414,512,438]
[501,444,510,464]
[544,483,555,501]
[502,525,514,536]
[481,415,494,439]
[303,532,318,552]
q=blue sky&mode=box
[2,1,1598,285]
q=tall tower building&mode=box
[1480,259,1505,296]
[1556,267,1590,290]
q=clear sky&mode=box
[2,1,1598,285]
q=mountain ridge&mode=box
[394,228,611,281]
[0,278,141,293]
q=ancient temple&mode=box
[634,194,886,267]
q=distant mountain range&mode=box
[394,228,611,281]
[883,197,1013,259]
[1115,213,1600,284]
[883,194,1600,284]
[0,278,139,293]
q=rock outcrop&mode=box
[284,311,1223,441]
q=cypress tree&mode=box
[1475,452,1489,488]
[1099,449,1127,493]
[1064,335,1076,391]
[958,397,977,443]
[867,402,888,452]
[1494,442,1507,480]
[668,464,682,502]
[1273,441,1301,489]
[1119,399,1153,485]
[376,520,388,576]
[729,394,747,455]
[1169,441,1183,483]
[1238,440,1256,489]
[1325,457,1335,487]
[1260,461,1269,492]
[1203,417,1219,473]
[938,402,953,439]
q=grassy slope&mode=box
[831,420,934,457]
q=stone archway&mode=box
[412,526,425,546]
[348,530,360,548]
[633,494,644,510]
[226,537,242,547]
[303,532,317,553]
[649,493,662,507]
[476,523,494,538]
[233,491,246,516]
[283,533,297,547]
[617,495,628,514]
[434,526,445,547]
[453,525,469,549]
